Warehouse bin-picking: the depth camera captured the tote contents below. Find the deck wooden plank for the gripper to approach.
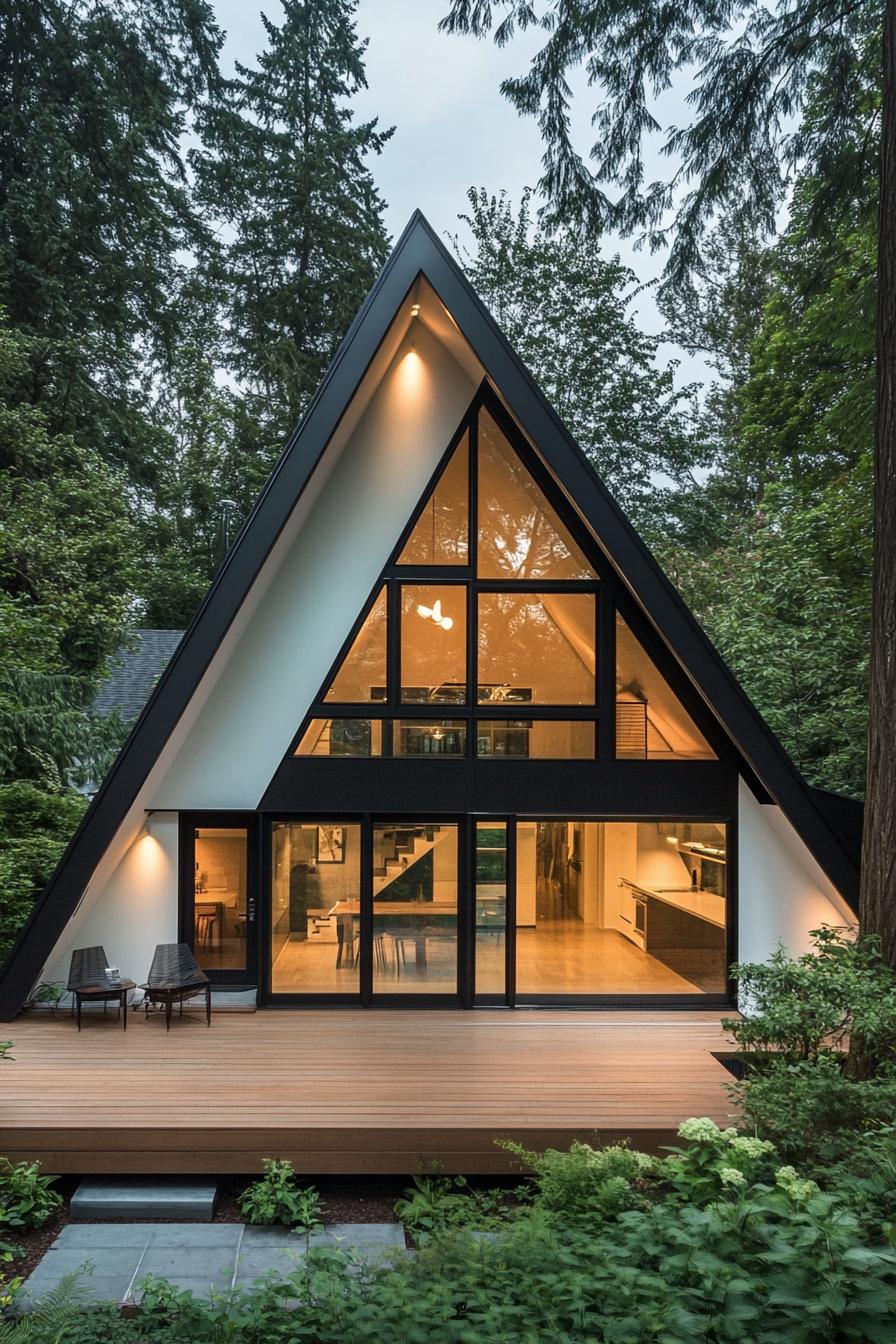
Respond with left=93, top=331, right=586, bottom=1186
left=0, top=1011, right=736, bottom=1173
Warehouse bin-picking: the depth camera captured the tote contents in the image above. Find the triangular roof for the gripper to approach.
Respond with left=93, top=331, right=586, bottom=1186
left=0, top=211, right=860, bottom=1016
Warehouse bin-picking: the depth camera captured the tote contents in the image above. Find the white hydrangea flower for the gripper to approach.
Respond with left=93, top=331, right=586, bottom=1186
left=730, top=1135, right=776, bottom=1159
left=775, top=1166, right=818, bottom=1201
left=719, top=1167, right=747, bottom=1188
left=677, top=1117, right=722, bottom=1142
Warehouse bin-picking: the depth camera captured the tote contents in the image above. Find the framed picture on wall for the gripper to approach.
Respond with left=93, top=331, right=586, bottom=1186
left=317, top=825, right=345, bottom=864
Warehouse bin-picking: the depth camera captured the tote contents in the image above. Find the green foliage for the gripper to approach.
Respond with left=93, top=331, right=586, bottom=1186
left=657, top=157, right=875, bottom=797
left=26, top=982, right=65, bottom=1011
left=724, top=926, right=896, bottom=1166
left=0, top=320, right=137, bottom=787
left=237, top=1159, right=322, bottom=1232
left=395, top=1171, right=523, bottom=1239
left=738, top=1056, right=896, bottom=1168
left=662, top=1116, right=778, bottom=1203
left=15, top=1131, right=896, bottom=1342
left=439, top=1, right=879, bottom=295
left=498, top=1138, right=652, bottom=1220
left=0, top=1160, right=61, bottom=1230
left=0, top=1273, right=100, bottom=1342
left=725, top=926, right=896, bottom=1075
left=0, top=783, right=86, bottom=962
left=455, top=188, right=704, bottom=528
left=194, top=0, right=392, bottom=453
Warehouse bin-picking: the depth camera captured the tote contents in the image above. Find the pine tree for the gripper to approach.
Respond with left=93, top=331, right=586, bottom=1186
left=196, top=0, right=393, bottom=455
left=0, top=0, right=223, bottom=486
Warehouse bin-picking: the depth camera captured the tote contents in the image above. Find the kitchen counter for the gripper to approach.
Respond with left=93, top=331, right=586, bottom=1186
left=624, top=881, right=725, bottom=929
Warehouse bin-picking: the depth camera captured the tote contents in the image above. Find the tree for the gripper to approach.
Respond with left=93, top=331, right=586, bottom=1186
left=195, top=0, right=393, bottom=456
left=441, top=0, right=895, bottom=960
left=0, top=319, right=136, bottom=786
left=454, top=188, right=703, bottom=528
left=0, top=0, right=223, bottom=482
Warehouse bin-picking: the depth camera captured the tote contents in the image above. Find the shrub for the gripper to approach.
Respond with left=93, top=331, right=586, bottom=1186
left=737, top=1056, right=896, bottom=1165
left=498, top=1138, right=652, bottom=1220
left=237, top=1158, right=321, bottom=1231
left=12, top=1137, right=896, bottom=1344
left=662, top=1116, right=778, bottom=1202
left=395, top=1171, right=523, bottom=1239
left=0, top=1160, right=61, bottom=1229
left=725, top=926, right=896, bottom=1078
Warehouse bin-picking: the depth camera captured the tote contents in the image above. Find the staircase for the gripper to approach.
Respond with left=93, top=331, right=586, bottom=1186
left=373, top=825, right=449, bottom=897
left=616, top=700, right=648, bottom=758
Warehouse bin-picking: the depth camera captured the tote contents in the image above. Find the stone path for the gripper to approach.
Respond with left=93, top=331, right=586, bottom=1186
left=21, top=1222, right=406, bottom=1306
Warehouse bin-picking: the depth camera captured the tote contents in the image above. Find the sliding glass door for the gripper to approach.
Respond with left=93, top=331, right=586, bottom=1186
left=372, top=822, right=459, bottom=998
left=267, top=818, right=462, bottom=1002
left=263, top=815, right=731, bottom=1004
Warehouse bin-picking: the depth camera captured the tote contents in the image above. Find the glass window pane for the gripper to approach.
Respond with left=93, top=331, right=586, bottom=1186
left=397, top=433, right=469, bottom=565
left=475, top=822, right=506, bottom=995
left=271, top=823, right=361, bottom=994
left=514, top=820, right=727, bottom=996
left=373, top=822, right=458, bottom=995
left=477, top=407, right=596, bottom=579
left=194, top=827, right=248, bottom=973
left=476, top=720, right=594, bottom=758
left=395, top=721, right=466, bottom=756
left=616, top=614, right=715, bottom=759
left=323, top=587, right=387, bottom=703
left=295, top=719, right=383, bottom=757
left=400, top=584, right=466, bottom=703
left=478, top=592, right=595, bottom=704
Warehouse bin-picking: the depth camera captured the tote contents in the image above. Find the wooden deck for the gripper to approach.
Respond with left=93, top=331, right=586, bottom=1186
left=0, top=1010, right=736, bottom=1174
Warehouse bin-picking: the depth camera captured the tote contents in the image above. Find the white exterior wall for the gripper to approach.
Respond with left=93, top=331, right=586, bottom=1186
left=37, top=322, right=478, bottom=986
left=737, top=778, right=855, bottom=968
left=153, top=323, right=477, bottom=809
left=41, top=814, right=178, bottom=986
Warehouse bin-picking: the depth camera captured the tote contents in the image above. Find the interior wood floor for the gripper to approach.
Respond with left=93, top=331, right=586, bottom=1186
left=271, top=922, right=703, bottom=995
left=0, top=1010, right=736, bottom=1174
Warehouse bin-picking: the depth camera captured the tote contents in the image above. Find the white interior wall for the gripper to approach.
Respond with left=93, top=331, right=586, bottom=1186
left=737, top=778, right=856, bottom=967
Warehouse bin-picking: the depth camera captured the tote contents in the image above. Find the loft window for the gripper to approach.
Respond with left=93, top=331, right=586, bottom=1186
left=400, top=584, right=467, bottom=703
left=477, top=592, right=595, bottom=705
left=291, top=391, right=717, bottom=764
left=397, top=431, right=469, bottom=565
left=615, top=614, right=715, bottom=760
left=477, top=407, right=596, bottom=580
left=323, top=586, right=387, bottom=703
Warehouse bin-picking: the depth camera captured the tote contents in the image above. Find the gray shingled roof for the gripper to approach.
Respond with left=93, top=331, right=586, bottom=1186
left=92, top=629, right=184, bottom=722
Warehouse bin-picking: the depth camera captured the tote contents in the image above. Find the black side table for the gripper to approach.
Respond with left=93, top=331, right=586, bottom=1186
left=72, top=979, right=135, bottom=1031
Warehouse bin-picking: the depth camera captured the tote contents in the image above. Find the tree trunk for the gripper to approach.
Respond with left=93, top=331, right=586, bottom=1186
left=861, top=0, right=896, bottom=965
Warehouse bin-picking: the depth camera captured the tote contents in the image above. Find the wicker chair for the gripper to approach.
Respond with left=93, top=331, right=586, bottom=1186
left=141, top=943, right=211, bottom=1031
left=67, top=945, right=128, bottom=1031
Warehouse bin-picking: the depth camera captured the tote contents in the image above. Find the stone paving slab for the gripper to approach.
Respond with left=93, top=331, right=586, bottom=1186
left=21, top=1222, right=407, bottom=1307
left=71, top=1179, right=217, bottom=1222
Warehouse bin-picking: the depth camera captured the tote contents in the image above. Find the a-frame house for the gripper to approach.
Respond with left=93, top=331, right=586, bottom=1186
left=0, top=212, right=860, bottom=1019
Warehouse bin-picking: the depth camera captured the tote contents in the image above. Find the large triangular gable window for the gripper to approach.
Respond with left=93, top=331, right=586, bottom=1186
left=293, top=390, right=716, bottom=762
left=477, top=407, right=595, bottom=580
left=397, top=430, right=469, bottom=565
left=615, top=614, right=715, bottom=760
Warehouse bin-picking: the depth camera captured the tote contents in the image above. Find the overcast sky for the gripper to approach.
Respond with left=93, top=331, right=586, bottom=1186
left=212, top=0, right=708, bottom=385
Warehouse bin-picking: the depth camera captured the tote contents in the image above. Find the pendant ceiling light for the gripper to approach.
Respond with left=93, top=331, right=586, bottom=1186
left=416, top=598, right=454, bottom=631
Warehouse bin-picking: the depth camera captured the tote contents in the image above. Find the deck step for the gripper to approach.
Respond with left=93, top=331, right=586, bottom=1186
left=71, top=1178, right=218, bottom=1222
